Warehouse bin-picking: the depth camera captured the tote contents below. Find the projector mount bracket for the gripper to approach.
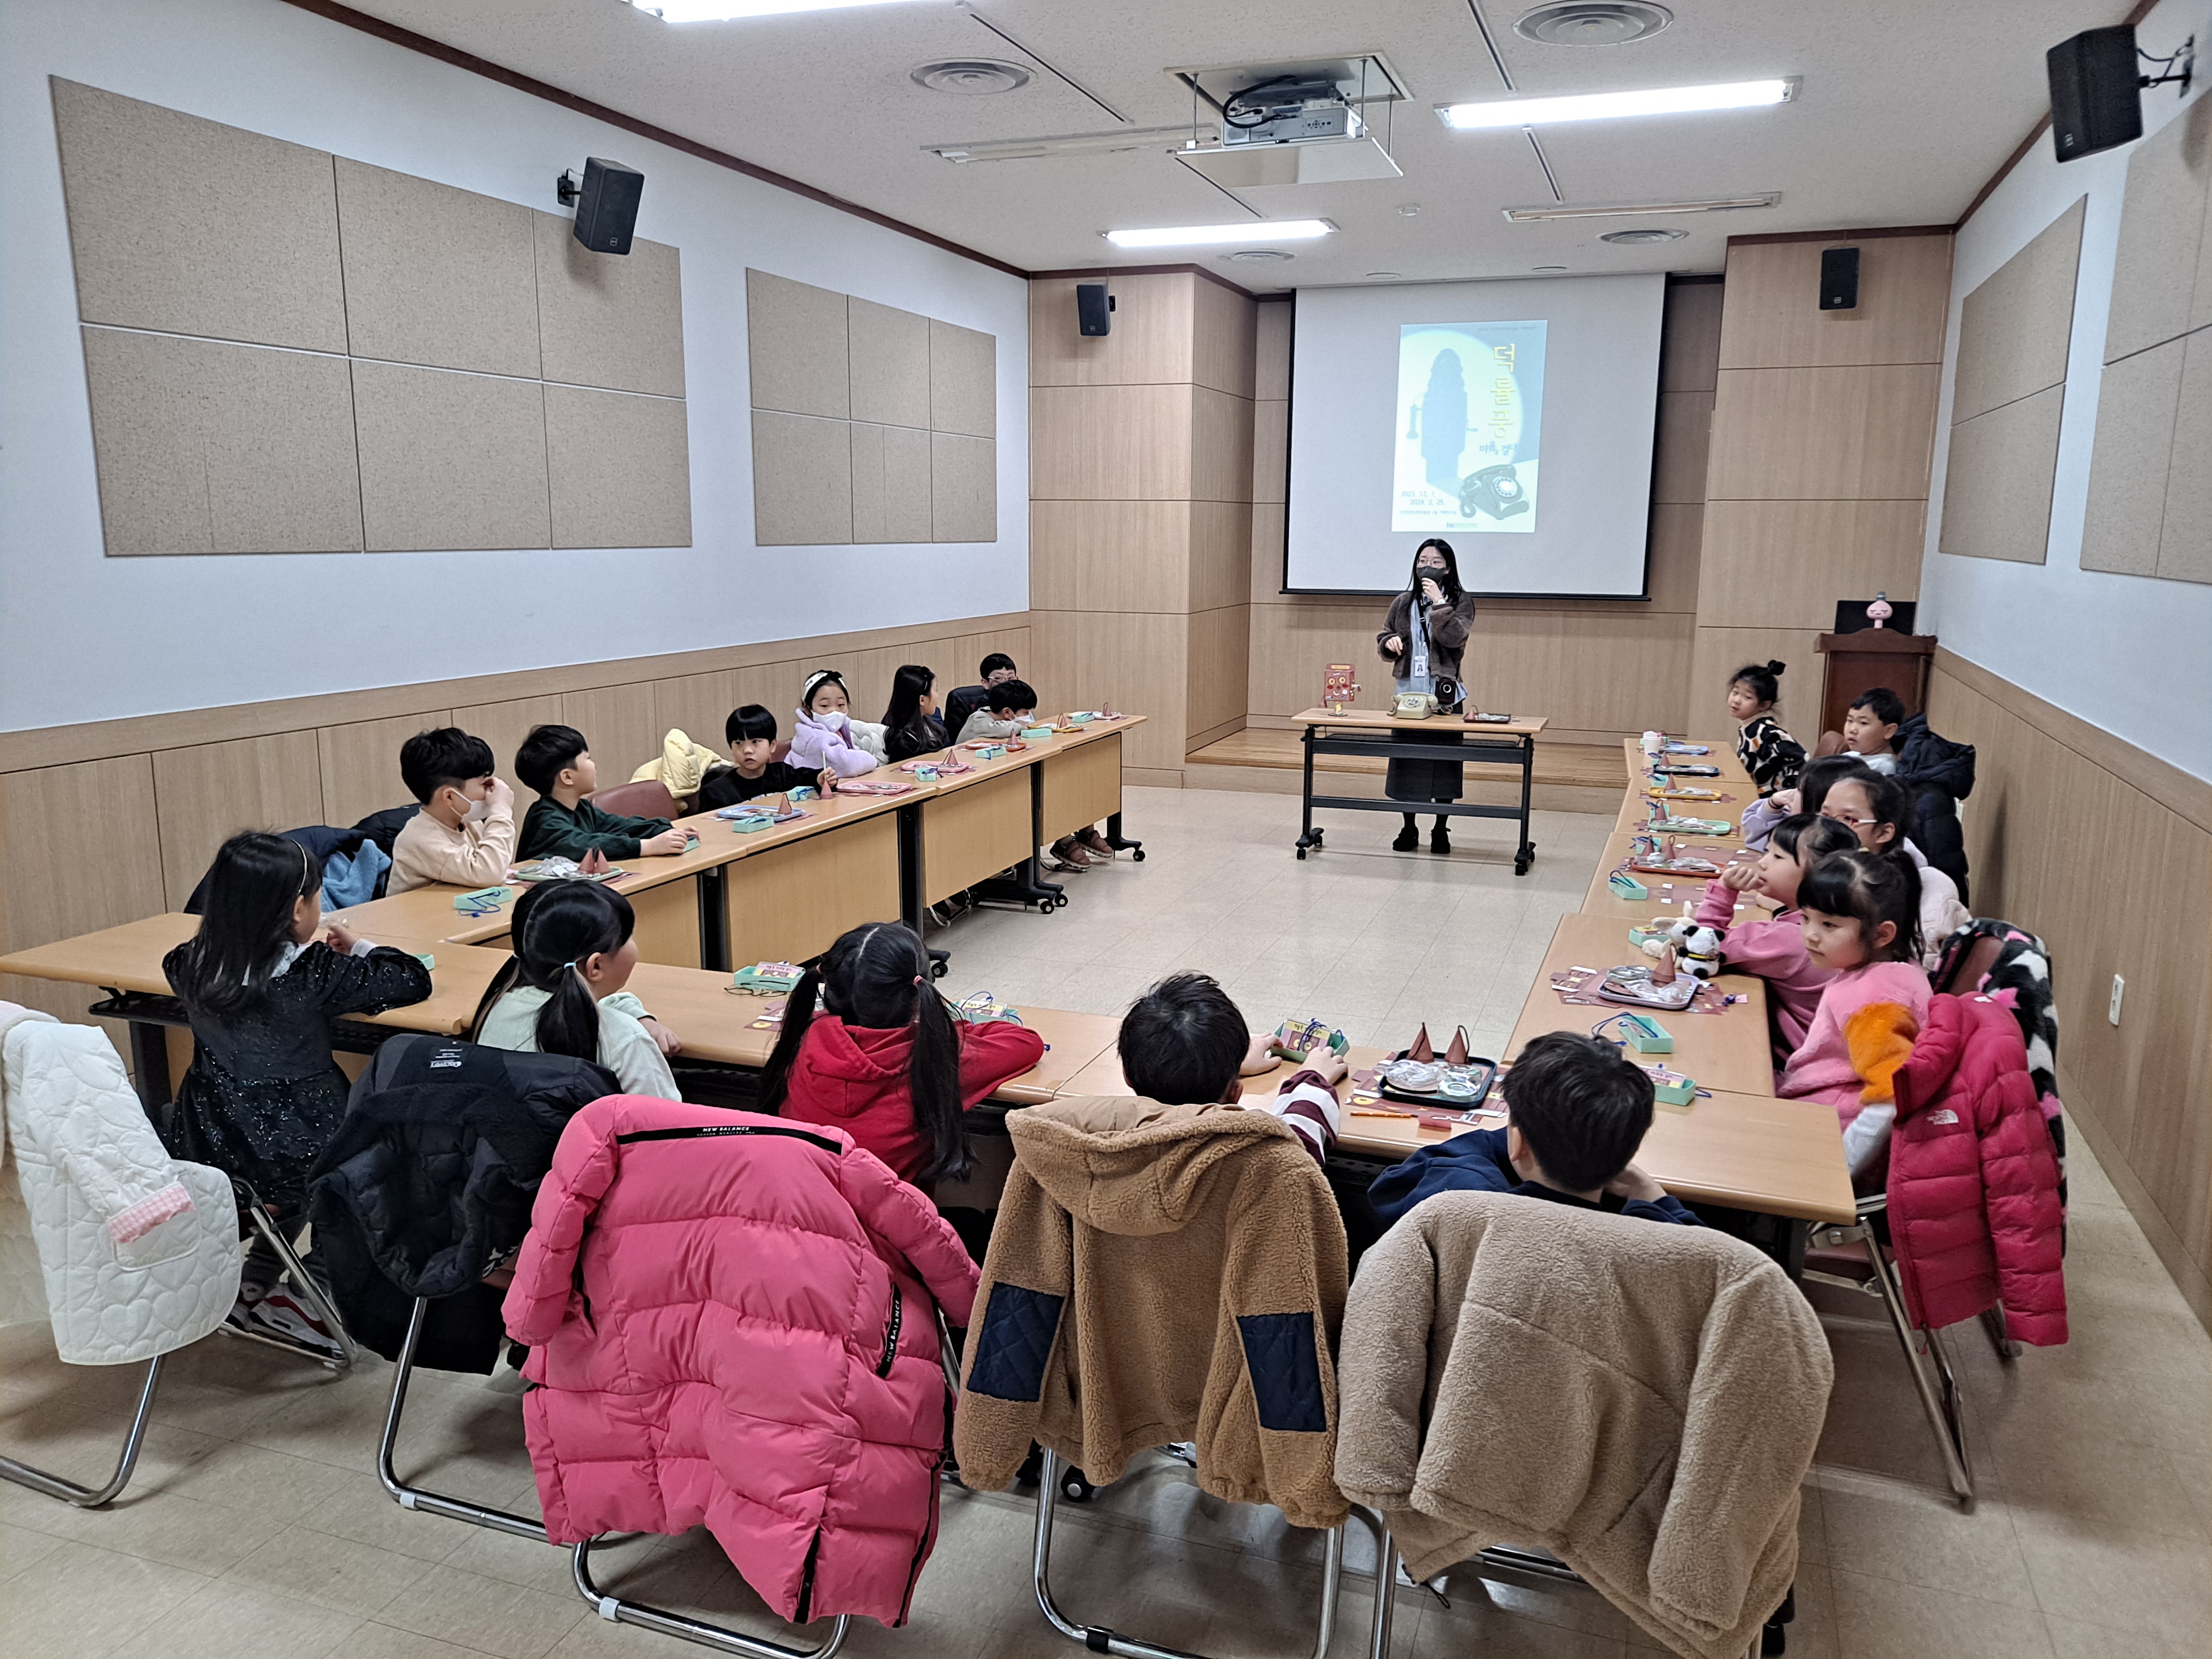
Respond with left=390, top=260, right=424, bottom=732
left=2138, top=35, right=2194, bottom=97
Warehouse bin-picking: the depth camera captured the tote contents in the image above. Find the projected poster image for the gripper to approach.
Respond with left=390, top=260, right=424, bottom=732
left=1392, top=320, right=1546, bottom=534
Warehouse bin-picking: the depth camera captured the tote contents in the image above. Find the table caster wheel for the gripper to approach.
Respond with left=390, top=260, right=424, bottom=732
left=1131, top=848, right=1146, bottom=862
left=930, top=959, right=949, bottom=980
left=1296, top=847, right=1308, bottom=860
left=1059, top=1466, right=1096, bottom=1503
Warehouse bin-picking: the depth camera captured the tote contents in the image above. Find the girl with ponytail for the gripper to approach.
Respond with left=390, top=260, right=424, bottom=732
left=1726, top=659, right=1808, bottom=796
left=760, top=923, right=1044, bottom=1187
left=474, top=881, right=681, bottom=1100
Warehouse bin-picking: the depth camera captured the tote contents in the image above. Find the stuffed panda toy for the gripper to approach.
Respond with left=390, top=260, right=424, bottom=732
left=1642, top=916, right=1724, bottom=980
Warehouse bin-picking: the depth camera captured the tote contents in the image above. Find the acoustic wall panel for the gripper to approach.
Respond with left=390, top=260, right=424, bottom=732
left=1938, top=383, right=2065, bottom=564
left=2157, top=331, right=2212, bottom=583
left=335, top=159, right=540, bottom=378
left=851, top=422, right=932, bottom=544
left=81, top=327, right=363, bottom=555
left=51, top=79, right=347, bottom=353
left=353, top=362, right=550, bottom=551
left=535, top=217, right=686, bottom=398
left=747, top=270, right=849, bottom=418
left=2104, top=95, right=2212, bottom=365
left=545, top=385, right=693, bottom=550
left=752, top=409, right=853, bottom=545
left=931, top=432, right=997, bottom=543
left=930, top=319, right=997, bottom=438
left=2081, top=336, right=2184, bottom=578
left=1954, top=198, right=2084, bottom=423
left=848, top=298, right=931, bottom=429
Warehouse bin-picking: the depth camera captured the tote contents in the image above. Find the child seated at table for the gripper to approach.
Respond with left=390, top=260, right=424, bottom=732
left=514, top=724, right=693, bottom=862
left=942, top=652, right=1018, bottom=748
left=788, top=670, right=882, bottom=778
left=1693, top=814, right=1861, bottom=1062
left=473, top=880, right=682, bottom=1099
left=389, top=727, right=515, bottom=894
left=881, top=664, right=950, bottom=764
left=1725, top=660, right=1807, bottom=797
left=1738, top=753, right=1869, bottom=851
left=1819, top=770, right=1971, bottom=968
left=1367, top=1031, right=1699, bottom=1228
left=697, top=705, right=833, bottom=811
left=1112, top=972, right=1347, bottom=1165
left=1835, top=687, right=1905, bottom=774
left=761, top=922, right=1044, bottom=1189
left=952, top=677, right=1037, bottom=744
left=1777, top=849, right=1929, bottom=1177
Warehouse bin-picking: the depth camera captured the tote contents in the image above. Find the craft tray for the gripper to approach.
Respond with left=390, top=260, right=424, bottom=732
left=1374, top=1051, right=1496, bottom=1109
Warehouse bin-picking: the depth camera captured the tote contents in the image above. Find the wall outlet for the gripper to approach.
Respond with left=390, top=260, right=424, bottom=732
left=2109, top=974, right=2125, bottom=1027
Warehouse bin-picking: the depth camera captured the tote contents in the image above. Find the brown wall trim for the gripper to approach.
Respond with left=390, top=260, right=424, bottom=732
left=1933, top=646, right=2212, bottom=833
left=0, top=611, right=1031, bottom=773
left=274, top=0, right=1027, bottom=280
left=1725, top=223, right=1956, bottom=248
left=1027, top=262, right=1262, bottom=300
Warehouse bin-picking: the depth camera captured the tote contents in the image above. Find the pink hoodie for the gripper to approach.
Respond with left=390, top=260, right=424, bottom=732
left=1693, top=883, right=1836, bottom=1060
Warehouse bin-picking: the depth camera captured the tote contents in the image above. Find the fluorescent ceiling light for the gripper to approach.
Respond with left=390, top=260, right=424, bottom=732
left=628, top=0, right=920, bottom=20
left=1104, top=220, right=1334, bottom=248
left=1437, top=77, right=1795, bottom=129
left=1503, top=194, right=1780, bottom=221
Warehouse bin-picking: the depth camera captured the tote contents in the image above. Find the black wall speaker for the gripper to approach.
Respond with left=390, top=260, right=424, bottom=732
left=567, top=157, right=645, bottom=254
left=1819, top=247, right=1860, bottom=311
left=1076, top=282, right=1115, bottom=337
left=2048, top=25, right=2142, bottom=161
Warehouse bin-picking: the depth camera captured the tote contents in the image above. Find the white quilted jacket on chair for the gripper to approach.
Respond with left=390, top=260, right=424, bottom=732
left=1, top=1014, right=239, bottom=1364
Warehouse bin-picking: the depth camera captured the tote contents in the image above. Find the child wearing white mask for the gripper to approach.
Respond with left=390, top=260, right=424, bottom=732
left=388, top=726, right=517, bottom=892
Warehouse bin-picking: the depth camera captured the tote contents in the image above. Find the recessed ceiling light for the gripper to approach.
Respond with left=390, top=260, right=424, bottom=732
left=1437, top=78, right=1796, bottom=130
left=1514, top=2, right=1673, bottom=46
left=1599, top=227, right=1688, bottom=243
left=911, top=60, right=1032, bottom=95
left=1224, top=249, right=1295, bottom=262
left=1103, top=220, right=1334, bottom=249
left=1397, top=204, right=1422, bottom=217
left=1533, top=265, right=1569, bottom=271
left=628, top=0, right=917, bottom=18
left=1503, top=194, right=1780, bottom=221
left=1366, top=271, right=1403, bottom=279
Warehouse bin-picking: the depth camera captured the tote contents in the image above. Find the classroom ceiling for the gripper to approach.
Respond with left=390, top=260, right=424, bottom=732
left=338, top=0, right=2117, bottom=287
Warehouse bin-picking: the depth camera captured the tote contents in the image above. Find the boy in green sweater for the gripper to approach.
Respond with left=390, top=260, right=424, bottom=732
left=514, top=724, right=693, bottom=862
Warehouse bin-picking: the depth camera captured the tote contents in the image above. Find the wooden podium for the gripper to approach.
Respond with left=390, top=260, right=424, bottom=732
left=1815, top=630, right=1936, bottom=737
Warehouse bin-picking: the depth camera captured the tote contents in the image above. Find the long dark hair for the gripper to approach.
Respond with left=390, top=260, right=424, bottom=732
left=171, top=831, right=322, bottom=1018
left=1797, top=754, right=1878, bottom=816
left=1801, top=847, right=1922, bottom=964
left=881, top=664, right=937, bottom=740
left=1410, top=538, right=1463, bottom=603
left=759, top=922, right=968, bottom=1184
left=471, top=881, right=635, bottom=1063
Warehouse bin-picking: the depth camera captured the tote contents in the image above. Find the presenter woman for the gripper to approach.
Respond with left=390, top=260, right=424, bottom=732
left=1376, top=539, right=1477, bottom=853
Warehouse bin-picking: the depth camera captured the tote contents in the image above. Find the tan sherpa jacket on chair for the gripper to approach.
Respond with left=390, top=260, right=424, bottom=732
left=1334, top=1193, right=1831, bottom=1659
left=952, top=1095, right=1350, bottom=1530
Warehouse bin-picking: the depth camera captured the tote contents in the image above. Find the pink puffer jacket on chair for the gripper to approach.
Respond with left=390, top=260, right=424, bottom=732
left=502, top=1097, right=980, bottom=1626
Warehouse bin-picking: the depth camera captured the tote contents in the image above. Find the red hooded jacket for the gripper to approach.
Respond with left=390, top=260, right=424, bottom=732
left=780, top=1017, right=1046, bottom=1185
left=1886, top=993, right=2067, bottom=1345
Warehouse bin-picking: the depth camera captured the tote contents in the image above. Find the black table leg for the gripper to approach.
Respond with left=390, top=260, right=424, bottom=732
left=698, top=865, right=729, bottom=973
left=126, top=1019, right=171, bottom=1119
left=1295, top=723, right=1323, bottom=858
left=896, top=802, right=925, bottom=934
left=1103, top=811, right=1144, bottom=860
left=1514, top=734, right=1537, bottom=875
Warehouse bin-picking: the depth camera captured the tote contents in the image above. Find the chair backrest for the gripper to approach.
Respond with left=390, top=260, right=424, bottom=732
left=588, top=779, right=680, bottom=822
left=770, top=739, right=793, bottom=765
left=1812, top=728, right=1846, bottom=759
left=1934, top=931, right=2006, bottom=997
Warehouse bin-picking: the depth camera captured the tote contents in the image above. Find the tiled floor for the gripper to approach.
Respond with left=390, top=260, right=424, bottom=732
left=3, top=787, right=2207, bottom=1659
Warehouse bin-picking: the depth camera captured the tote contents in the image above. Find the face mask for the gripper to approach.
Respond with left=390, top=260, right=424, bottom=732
left=452, top=790, right=490, bottom=823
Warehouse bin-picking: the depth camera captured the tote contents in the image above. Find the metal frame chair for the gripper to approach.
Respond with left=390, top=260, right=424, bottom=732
left=0, top=1354, right=165, bottom=1508
left=377, top=1293, right=546, bottom=1538
left=221, top=1181, right=359, bottom=1371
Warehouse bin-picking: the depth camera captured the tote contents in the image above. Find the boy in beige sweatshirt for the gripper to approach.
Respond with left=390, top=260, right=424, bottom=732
left=388, top=727, right=516, bottom=893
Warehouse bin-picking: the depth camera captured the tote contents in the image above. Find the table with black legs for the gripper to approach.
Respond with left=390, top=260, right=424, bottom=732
left=1288, top=708, right=1549, bottom=874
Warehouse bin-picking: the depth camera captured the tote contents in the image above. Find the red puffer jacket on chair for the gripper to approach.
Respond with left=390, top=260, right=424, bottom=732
left=502, top=1097, right=980, bottom=1626
left=1886, top=994, right=2067, bottom=1345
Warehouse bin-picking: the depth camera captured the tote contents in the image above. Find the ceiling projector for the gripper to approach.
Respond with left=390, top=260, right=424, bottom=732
left=1220, top=79, right=1365, bottom=147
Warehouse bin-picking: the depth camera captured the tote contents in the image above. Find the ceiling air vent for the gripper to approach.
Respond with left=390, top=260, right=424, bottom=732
left=1514, top=3, right=1674, bottom=46
left=910, top=60, right=1032, bottom=95
left=1224, top=249, right=1295, bottom=262
left=1600, top=227, right=1689, bottom=243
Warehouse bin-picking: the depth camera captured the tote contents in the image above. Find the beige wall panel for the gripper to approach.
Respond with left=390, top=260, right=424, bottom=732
left=51, top=80, right=346, bottom=352
left=562, top=682, right=659, bottom=785
left=1028, top=274, right=1194, bottom=386
left=849, top=422, right=933, bottom=545
left=1937, top=382, right=2064, bottom=564
left=546, top=385, right=691, bottom=550
left=1697, top=499, right=1925, bottom=629
left=1244, top=600, right=1375, bottom=717
left=1689, top=627, right=1825, bottom=738
left=1653, top=390, right=1714, bottom=505
left=1080, top=611, right=1188, bottom=772
left=653, top=671, right=737, bottom=754
left=747, top=269, right=849, bottom=418
left=2158, top=330, right=2212, bottom=583
left=1659, top=280, right=1725, bottom=393
left=536, top=219, right=685, bottom=398
left=152, top=731, right=328, bottom=906
left=334, top=158, right=539, bottom=378
left=1250, top=502, right=1287, bottom=602
left=1189, top=500, right=1253, bottom=614
left=1031, top=499, right=1188, bottom=614
left=1191, top=387, right=1255, bottom=505
left=1255, top=300, right=1293, bottom=400
left=1192, top=278, right=1258, bottom=399
left=1186, top=604, right=1250, bottom=743
left=318, top=711, right=448, bottom=829
left=729, top=661, right=800, bottom=723
left=1030, top=384, right=1193, bottom=500
left=1717, top=234, right=1953, bottom=368
left=1953, top=197, right=2085, bottom=424
left=847, top=297, right=931, bottom=430
left=2, top=756, right=166, bottom=953
left=1645, top=502, right=1704, bottom=615
left=1251, top=399, right=1289, bottom=505
left=2080, top=335, right=2184, bottom=577
left=930, top=432, right=997, bottom=543
left=1028, top=501, right=1079, bottom=611
left=453, top=696, right=566, bottom=782
left=1706, top=364, right=1942, bottom=500
left=353, top=362, right=551, bottom=552
left=2104, top=94, right=2212, bottom=363
left=81, top=327, right=363, bottom=556
left=928, top=319, right=997, bottom=439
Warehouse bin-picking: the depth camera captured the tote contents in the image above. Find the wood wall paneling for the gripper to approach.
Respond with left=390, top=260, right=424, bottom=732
left=1188, top=500, right=1253, bottom=614
left=453, top=695, right=568, bottom=784
left=2102, top=94, right=2212, bottom=365
left=1706, top=364, right=1943, bottom=500
left=745, top=269, right=851, bottom=418
left=1936, top=382, right=2065, bottom=564
left=651, top=671, right=738, bottom=754
left=1659, top=280, right=1724, bottom=392
left=1248, top=502, right=1286, bottom=602
left=353, top=363, right=551, bottom=551
left=533, top=221, right=685, bottom=399
left=1190, top=385, right=1256, bottom=505
left=1717, top=236, right=1953, bottom=368
left=1029, top=383, right=1194, bottom=501
left=1644, top=502, right=1706, bottom=614
left=1697, top=499, right=1926, bottom=629
left=1027, top=274, right=1196, bottom=388
left=562, top=681, right=664, bottom=787
left=1030, top=499, right=1188, bottom=614
left=1191, top=276, right=1258, bottom=399
left=1689, top=626, right=1827, bottom=739
left=1186, top=604, right=1251, bottom=743
left=151, top=730, right=330, bottom=907
left=1254, top=299, right=1292, bottom=400
left=1652, top=390, right=1716, bottom=505
left=317, top=711, right=450, bottom=830
left=1250, top=398, right=1288, bottom=506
